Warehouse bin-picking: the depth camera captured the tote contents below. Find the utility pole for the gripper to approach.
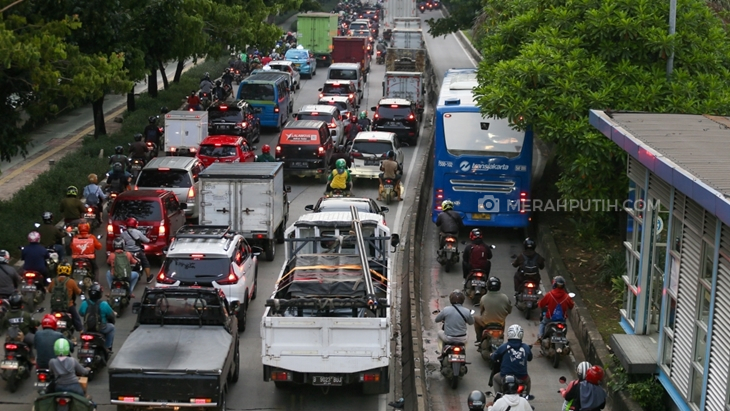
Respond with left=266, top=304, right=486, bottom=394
left=667, top=0, right=677, bottom=80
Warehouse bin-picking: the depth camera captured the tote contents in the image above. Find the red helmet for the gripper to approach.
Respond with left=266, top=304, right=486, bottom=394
left=126, top=217, right=139, bottom=228
left=585, top=366, right=605, bottom=385
left=350, top=115, right=357, bottom=123
left=262, top=144, right=271, bottom=154
left=41, top=314, right=58, bottom=330
left=77, top=222, right=90, bottom=235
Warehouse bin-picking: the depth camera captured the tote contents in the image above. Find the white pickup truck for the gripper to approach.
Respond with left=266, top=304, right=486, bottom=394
left=260, top=210, right=399, bottom=394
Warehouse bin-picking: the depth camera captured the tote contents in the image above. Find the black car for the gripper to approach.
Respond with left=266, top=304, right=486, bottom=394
left=304, top=197, right=389, bottom=216
left=371, top=98, right=421, bottom=144
left=207, top=100, right=261, bottom=143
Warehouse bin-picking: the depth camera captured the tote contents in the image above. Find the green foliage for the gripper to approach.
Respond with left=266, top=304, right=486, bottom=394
left=606, top=355, right=666, bottom=411
left=0, top=58, right=227, bottom=258
left=473, top=0, right=730, bottom=225
left=611, top=276, right=625, bottom=306
left=598, top=249, right=626, bottom=284
left=426, top=0, right=483, bottom=37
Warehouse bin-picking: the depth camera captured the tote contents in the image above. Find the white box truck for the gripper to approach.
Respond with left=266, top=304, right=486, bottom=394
left=385, top=0, right=417, bottom=27
left=383, top=71, right=425, bottom=113
left=198, top=162, right=290, bottom=261
left=393, top=17, right=421, bottom=29
left=261, top=209, right=400, bottom=395
left=163, top=110, right=209, bottom=156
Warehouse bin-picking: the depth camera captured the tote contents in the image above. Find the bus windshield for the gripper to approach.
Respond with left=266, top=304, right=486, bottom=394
left=239, top=84, right=275, bottom=101
left=442, top=112, right=525, bottom=158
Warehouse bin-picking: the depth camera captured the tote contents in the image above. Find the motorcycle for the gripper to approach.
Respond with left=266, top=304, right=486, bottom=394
left=325, top=188, right=352, bottom=198
left=233, top=69, right=243, bottom=83
left=539, top=292, right=575, bottom=368
left=78, top=331, right=108, bottom=381
left=199, top=91, right=211, bottom=109
left=479, top=323, right=504, bottom=365
left=2, top=309, right=44, bottom=392
left=35, top=366, right=52, bottom=393
left=34, top=390, right=96, bottom=411
left=379, top=178, right=401, bottom=205
left=130, top=157, right=145, bottom=182
left=71, top=259, right=95, bottom=296
left=418, top=2, right=426, bottom=13
left=146, top=141, right=159, bottom=159
left=440, top=343, right=468, bottom=389
left=437, top=234, right=460, bottom=272
left=83, top=204, right=101, bottom=230
left=464, top=269, right=487, bottom=305
left=515, top=275, right=541, bottom=319
left=20, top=270, right=45, bottom=312
left=376, top=50, right=384, bottom=64
left=108, top=258, right=137, bottom=316
left=51, top=310, right=75, bottom=340
left=45, top=247, right=60, bottom=277
left=481, top=378, right=534, bottom=409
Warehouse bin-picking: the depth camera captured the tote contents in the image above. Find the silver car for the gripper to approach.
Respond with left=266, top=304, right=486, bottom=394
left=134, top=157, right=204, bottom=219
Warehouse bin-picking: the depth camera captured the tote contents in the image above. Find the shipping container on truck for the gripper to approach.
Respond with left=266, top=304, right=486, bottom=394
left=296, top=13, right=339, bottom=67
left=384, top=0, right=418, bottom=27
left=383, top=71, right=425, bottom=115
left=163, top=111, right=209, bottom=156
left=331, top=36, right=371, bottom=76
left=393, top=17, right=421, bottom=29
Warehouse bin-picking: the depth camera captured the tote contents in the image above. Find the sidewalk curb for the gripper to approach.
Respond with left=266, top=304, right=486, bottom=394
left=439, top=5, right=483, bottom=63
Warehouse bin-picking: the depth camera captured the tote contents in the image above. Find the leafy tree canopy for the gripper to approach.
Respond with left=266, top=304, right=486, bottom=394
left=425, top=0, right=481, bottom=37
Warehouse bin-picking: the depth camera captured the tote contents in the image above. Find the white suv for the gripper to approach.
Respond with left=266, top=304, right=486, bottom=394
left=347, top=131, right=404, bottom=179
left=293, top=105, right=344, bottom=145
left=156, top=226, right=258, bottom=332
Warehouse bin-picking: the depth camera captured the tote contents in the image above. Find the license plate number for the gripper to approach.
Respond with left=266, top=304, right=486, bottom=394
left=73, top=269, right=87, bottom=275
left=448, top=354, right=466, bottom=362
left=472, top=213, right=491, bottom=220
left=471, top=280, right=486, bottom=287
left=364, top=159, right=380, bottom=166
left=79, top=349, right=95, bottom=356
left=383, top=184, right=394, bottom=189
left=132, top=164, right=142, bottom=170
left=21, top=284, right=36, bottom=292
left=34, top=382, right=49, bottom=388
left=83, top=213, right=96, bottom=219
left=111, top=288, right=127, bottom=296
left=312, top=375, right=343, bottom=386
left=551, top=336, right=567, bottom=343
left=522, top=293, right=539, bottom=301
left=290, top=161, right=308, bottom=168
left=1, top=361, right=18, bottom=370
left=56, top=321, right=67, bottom=328
left=386, top=122, right=400, bottom=127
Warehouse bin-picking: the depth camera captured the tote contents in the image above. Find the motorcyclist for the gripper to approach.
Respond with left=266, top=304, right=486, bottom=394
left=0, top=250, right=21, bottom=299
left=128, top=133, right=149, bottom=166
left=487, top=375, right=532, bottom=411
left=38, top=212, right=66, bottom=261
left=256, top=145, right=276, bottom=162
left=109, top=144, right=128, bottom=167
left=47, top=262, right=84, bottom=332
left=329, top=145, right=352, bottom=170
left=105, top=237, right=139, bottom=297
left=474, top=277, right=512, bottom=347
left=463, top=228, right=492, bottom=280
left=143, top=116, right=163, bottom=148
left=78, top=283, right=115, bottom=352
left=536, top=275, right=575, bottom=343
left=21, top=231, right=51, bottom=289
left=212, top=80, right=226, bottom=101
left=199, top=76, right=214, bottom=99
left=200, top=72, right=211, bottom=83
left=1, top=292, right=40, bottom=360
left=221, top=68, right=235, bottom=88
left=343, top=115, right=363, bottom=146
left=434, top=290, right=474, bottom=358
left=490, top=324, right=532, bottom=395
left=35, top=314, right=70, bottom=369
left=378, top=150, right=402, bottom=201
left=561, top=364, right=607, bottom=411
left=106, top=162, right=133, bottom=193
left=357, top=110, right=371, bottom=130
left=49, top=338, right=89, bottom=396
left=187, top=91, right=202, bottom=111
left=70, top=222, right=102, bottom=282
left=376, top=40, right=387, bottom=62
left=512, top=237, right=545, bottom=294
left=82, top=174, right=106, bottom=225
left=435, top=199, right=463, bottom=249
left=60, top=186, right=86, bottom=225
left=120, top=217, right=152, bottom=283
left=326, top=158, right=353, bottom=195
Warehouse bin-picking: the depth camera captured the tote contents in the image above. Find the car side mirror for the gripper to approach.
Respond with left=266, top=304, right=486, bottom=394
left=179, top=203, right=187, bottom=210
left=162, top=247, right=169, bottom=255
left=390, top=234, right=400, bottom=248
left=370, top=106, right=377, bottom=111
left=318, top=88, right=323, bottom=91
left=132, top=302, right=141, bottom=314
left=305, top=205, right=314, bottom=211
left=380, top=206, right=389, bottom=214
left=251, top=246, right=264, bottom=256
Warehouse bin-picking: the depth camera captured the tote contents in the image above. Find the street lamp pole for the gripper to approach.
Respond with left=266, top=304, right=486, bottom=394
left=667, top=0, right=677, bottom=80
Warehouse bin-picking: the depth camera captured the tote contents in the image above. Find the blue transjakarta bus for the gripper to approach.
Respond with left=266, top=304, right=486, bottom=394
left=431, top=68, right=534, bottom=228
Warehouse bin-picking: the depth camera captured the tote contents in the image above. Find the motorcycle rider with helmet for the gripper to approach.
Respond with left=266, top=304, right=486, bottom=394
left=47, top=262, right=84, bottom=332
left=561, top=363, right=607, bottom=411
left=109, top=145, right=129, bottom=170
left=38, top=212, right=66, bottom=260
left=78, top=283, right=115, bottom=352
left=490, top=324, right=533, bottom=395
left=120, top=217, right=152, bottom=283
left=106, top=162, right=133, bottom=193
left=21, top=231, right=51, bottom=291
left=512, top=237, right=545, bottom=294
left=536, top=275, right=575, bottom=343
left=357, top=111, right=371, bottom=131
left=143, top=116, right=163, bottom=150
left=221, top=69, right=235, bottom=88
left=0, top=250, right=21, bottom=299
left=199, top=76, right=214, bottom=100
left=129, top=133, right=149, bottom=166
left=435, top=199, right=463, bottom=249
left=462, top=228, right=493, bottom=280
left=434, top=290, right=474, bottom=358
left=487, top=374, right=533, bottom=411
left=82, top=174, right=106, bottom=225
left=60, top=186, right=86, bottom=225
left=70, top=222, right=102, bottom=282
left=211, top=80, right=226, bottom=102
left=187, top=91, right=202, bottom=111
left=0, top=292, right=40, bottom=360
left=474, top=277, right=512, bottom=347
left=329, top=144, right=352, bottom=170
left=326, top=158, right=353, bottom=195
left=378, top=150, right=402, bottom=201
left=343, top=115, right=363, bottom=147
left=35, top=314, right=71, bottom=370
left=256, top=145, right=276, bottom=162
left=105, top=237, right=139, bottom=297
left=49, top=338, right=89, bottom=396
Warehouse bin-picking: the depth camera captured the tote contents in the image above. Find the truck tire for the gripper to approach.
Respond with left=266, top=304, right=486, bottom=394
left=265, top=240, right=276, bottom=261
left=275, top=221, right=286, bottom=244
left=251, top=263, right=258, bottom=300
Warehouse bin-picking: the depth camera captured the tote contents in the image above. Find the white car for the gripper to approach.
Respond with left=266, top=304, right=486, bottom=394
left=266, top=61, right=301, bottom=90
left=156, top=226, right=259, bottom=331
left=292, top=105, right=345, bottom=146
left=318, top=95, right=358, bottom=123
left=347, top=131, right=404, bottom=179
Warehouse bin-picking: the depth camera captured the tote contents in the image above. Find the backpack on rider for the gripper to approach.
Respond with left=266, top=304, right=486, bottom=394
left=469, top=243, right=490, bottom=270
left=50, top=277, right=70, bottom=312
left=521, top=253, right=539, bottom=275
left=113, top=252, right=133, bottom=281
left=84, top=301, right=102, bottom=332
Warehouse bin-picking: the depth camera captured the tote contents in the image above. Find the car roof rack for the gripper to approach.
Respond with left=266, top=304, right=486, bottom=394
left=175, top=225, right=232, bottom=239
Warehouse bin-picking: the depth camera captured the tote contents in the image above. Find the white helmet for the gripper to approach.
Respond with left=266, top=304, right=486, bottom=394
left=0, top=250, right=9, bottom=263
left=577, top=361, right=592, bottom=380
left=507, top=324, right=524, bottom=340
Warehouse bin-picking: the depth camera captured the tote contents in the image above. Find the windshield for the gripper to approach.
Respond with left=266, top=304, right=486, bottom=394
left=351, top=141, right=392, bottom=155
left=322, top=100, right=348, bottom=112
left=208, top=109, right=242, bottom=122
left=322, top=84, right=351, bottom=95
left=377, top=106, right=412, bottom=119
left=162, top=257, right=230, bottom=282
left=296, top=113, right=335, bottom=123
left=137, top=169, right=192, bottom=188
left=111, top=200, right=162, bottom=221
left=199, top=145, right=238, bottom=157
left=239, top=84, right=275, bottom=101
left=268, top=64, right=291, bottom=73
left=442, top=112, right=525, bottom=157
left=285, top=50, right=309, bottom=60
left=329, top=69, right=358, bottom=81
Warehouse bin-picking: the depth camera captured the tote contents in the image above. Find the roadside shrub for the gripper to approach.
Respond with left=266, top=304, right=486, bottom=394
left=598, top=249, right=626, bottom=284
left=0, top=58, right=227, bottom=258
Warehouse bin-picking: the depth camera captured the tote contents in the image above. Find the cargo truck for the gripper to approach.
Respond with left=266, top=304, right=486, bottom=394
left=163, top=111, right=208, bottom=156
left=393, top=17, right=421, bottom=29
left=331, top=36, right=371, bottom=77
left=297, top=13, right=339, bottom=67
left=384, top=0, right=417, bottom=26
left=383, top=71, right=425, bottom=118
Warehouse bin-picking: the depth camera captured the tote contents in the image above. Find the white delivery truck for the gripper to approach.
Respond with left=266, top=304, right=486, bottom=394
left=385, top=0, right=417, bottom=27
left=383, top=71, right=425, bottom=115
left=261, top=209, right=400, bottom=395
left=390, top=28, right=424, bottom=49
left=163, top=110, right=208, bottom=156
left=198, top=162, right=290, bottom=261
left=393, top=17, right=421, bottom=29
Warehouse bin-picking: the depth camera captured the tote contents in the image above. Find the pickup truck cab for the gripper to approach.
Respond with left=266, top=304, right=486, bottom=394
left=109, top=287, right=239, bottom=411
left=285, top=46, right=317, bottom=78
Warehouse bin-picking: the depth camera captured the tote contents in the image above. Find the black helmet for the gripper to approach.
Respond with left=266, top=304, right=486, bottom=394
left=8, top=292, right=23, bottom=310
left=160, top=106, right=169, bottom=114
left=503, top=375, right=519, bottom=395
left=470, top=228, right=482, bottom=241
left=42, top=211, right=53, bottom=224
left=88, top=283, right=103, bottom=302
left=215, top=80, right=222, bottom=86
left=467, top=390, right=486, bottom=410
left=133, top=133, right=143, bottom=141
left=114, top=145, right=124, bottom=154
left=386, top=150, right=395, bottom=159
left=112, top=162, right=123, bottom=173
left=148, top=116, right=157, bottom=124
left=449, top=289, right=465, bottom=305
left=523, top=237, right=536, bottom=250
left=552, top=275, right=566, bottom=289
left=487, top=276, right=501, bottom=292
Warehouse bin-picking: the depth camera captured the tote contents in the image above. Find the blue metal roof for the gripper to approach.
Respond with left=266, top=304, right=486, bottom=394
left=590, top=110, right=730, bottom=226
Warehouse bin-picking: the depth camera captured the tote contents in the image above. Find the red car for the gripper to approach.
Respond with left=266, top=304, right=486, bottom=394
left=196, top=135, right=255, bottom=168
left=106, top=190, right=187, bottom=256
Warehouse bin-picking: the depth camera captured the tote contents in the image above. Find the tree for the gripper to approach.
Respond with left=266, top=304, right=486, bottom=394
left=425, top=0, right=482, bottom=37
left=472, top=0, right=730, bottom=233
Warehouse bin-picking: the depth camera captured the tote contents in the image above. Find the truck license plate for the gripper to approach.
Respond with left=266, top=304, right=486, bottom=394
left=448, top=354, right=466, bottom=362
left=1, top=361, right=19, bottom=370
left=471, top=280, right=486, bottom=288
left=312, top=375, right=343, bottom=386
left=364, top=159, right=380, bottom=166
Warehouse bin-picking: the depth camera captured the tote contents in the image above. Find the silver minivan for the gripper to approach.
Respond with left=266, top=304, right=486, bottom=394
left=134, top=157, right=205, bottom=219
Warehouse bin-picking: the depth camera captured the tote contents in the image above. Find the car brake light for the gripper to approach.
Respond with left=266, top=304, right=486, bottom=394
left=373, top=113, right=379, bottom=119
left=452, top=346, right=462, bottom=353
left=390, top=104, right=399, bottom=108
left=319, top=93, right=324, bottom=98
left=157, top=167, right=170, bottom=171
left=274, top=106, right=280, bottom=113
left=170, top=147, right=176, bottom=152
left=107, top=224, right=113, bottom=235
left=520, top=191, right=527, bottom=214
left=217, top=269, right=239, bottom=285
left=328, top=121, right=336, bottom=128
left=219, top=105, right=228, bottom=110
left=214, top=143, right=221, bottom=147
left=271, top=371, right=290, bottom=381
left=276, top=145, right=282, bottom=154
left=5, top=343, right=17, bottom=350
left=318, top=146, right=325, bottom=156
left=237, top=122, right=247, bottom=128
left=349, top=93, right=354, bottom=99
left=157, top=272, right=175, bottom=284
left=408, top=114, right=414, bottom=120
left=159, top=220, right=165, bottom=236
left=81, top=334, right=94, bottom=341
left=188, top=187, right=195, bottom=200
left=254, top=234, right=266, bottom=239
left=361, top=373, right=380, bottom=382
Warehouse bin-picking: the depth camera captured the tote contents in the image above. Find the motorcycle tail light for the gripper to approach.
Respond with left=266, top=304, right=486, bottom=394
left=557, top=323, right=565, bottom=329
left=56, top=398, right=70, bottom=406
left=25, top=272, right=36, bottom=278
left=4, top=343, right=17, bottom=350
left=474, top=272, right=483, bottom=277
left=445, top=237, right=456, bottom=243
left=452, top=346, right=462, bottom=354
left=526, top=283, right=535, bottom=288
left=81, top=334, right=94, bottom=341
left=489, top=330, right=503, bottom=338
left=38, top=372, right=48, bottom=382
left=54, top=312, right=62, bottom=318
